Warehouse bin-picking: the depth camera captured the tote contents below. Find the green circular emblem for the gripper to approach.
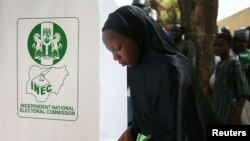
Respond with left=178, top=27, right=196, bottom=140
left=28, top=22, right=67, bottom=66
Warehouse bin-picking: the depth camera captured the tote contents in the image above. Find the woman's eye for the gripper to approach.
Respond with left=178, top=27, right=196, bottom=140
left=112, top=46, right=121, bottom=51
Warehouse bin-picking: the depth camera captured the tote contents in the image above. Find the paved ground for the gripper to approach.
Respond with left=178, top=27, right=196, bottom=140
left=242, top=100, right=250, bottom=124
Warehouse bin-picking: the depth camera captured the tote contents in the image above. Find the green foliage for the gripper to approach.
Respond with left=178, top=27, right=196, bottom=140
left=159, top=0, right=177, bottom=8
left=157, top=0, right=181, bottom=24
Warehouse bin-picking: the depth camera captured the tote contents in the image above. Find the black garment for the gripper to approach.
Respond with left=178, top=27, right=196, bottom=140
left=103, top=6, right=211, bottom=141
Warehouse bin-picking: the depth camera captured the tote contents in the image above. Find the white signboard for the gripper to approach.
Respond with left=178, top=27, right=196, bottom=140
left=17, top=17, right=79, bottom=121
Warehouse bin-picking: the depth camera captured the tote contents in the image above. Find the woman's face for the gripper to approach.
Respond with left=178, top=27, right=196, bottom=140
left=102, top=30, right=139, bottom=67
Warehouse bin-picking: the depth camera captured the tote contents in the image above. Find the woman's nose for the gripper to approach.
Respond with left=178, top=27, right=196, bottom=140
left=112, top=53, right=120, bottom=61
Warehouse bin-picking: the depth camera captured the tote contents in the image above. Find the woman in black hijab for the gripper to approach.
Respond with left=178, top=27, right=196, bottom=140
left=102, top=5, right=210, bottom=141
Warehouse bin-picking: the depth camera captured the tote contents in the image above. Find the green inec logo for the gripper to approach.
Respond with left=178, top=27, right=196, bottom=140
left=28, top=22, right=67, bottom=66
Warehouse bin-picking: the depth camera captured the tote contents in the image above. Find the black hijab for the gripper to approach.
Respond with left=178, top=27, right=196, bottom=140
left=102, top=5, right=178, bottom=59
left=102, top=6, right=210, bottom=141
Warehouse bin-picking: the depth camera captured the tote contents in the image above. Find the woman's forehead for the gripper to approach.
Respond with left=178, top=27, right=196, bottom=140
left=103, top=30, right=124, bottom=41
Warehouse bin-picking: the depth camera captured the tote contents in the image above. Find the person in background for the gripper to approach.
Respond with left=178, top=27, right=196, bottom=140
left=102, top=5, right=211, bottom=141
left=246, top=26, right=250, bottom=49
left=233, top=27, right=250, bottom=124
left=132, top=0, right=157, bottom=21
left=232, top=28, right=250, bottom=89
left=132, top=0, right=147, bottom=9
left=209, top=27, right=233, bottom=90
left=170, top=24, right=197, bottom=69
left=232, top=28, right=249, bottom=55
left=210, top=32, right=249, bottom=124
left=221, top=26, right=231, bottom=35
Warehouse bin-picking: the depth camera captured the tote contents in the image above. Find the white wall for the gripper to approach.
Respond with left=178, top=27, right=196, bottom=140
left=0, top=0, right=100, bottom=141
left=0, top=0, right=131, bottom=141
